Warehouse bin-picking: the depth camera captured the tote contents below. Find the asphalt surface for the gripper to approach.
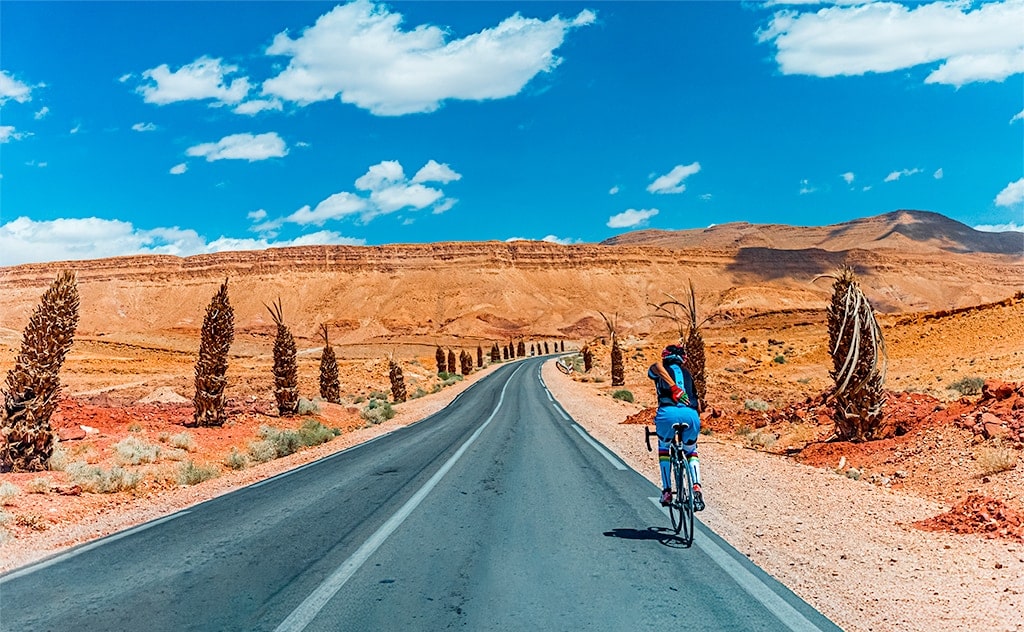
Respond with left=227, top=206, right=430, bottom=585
left=0, top=357, right=842, bottom=631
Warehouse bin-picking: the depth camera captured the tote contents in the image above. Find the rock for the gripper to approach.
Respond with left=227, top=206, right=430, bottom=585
left=81, top=425, right=99, bottom=435
left=983, top=380, right=1015, bottom=401
left=981, top=413, right=1009, bottom=439
left=137, top=387, right=189, bottom=404
left=58, top=425, right=87, bottom=441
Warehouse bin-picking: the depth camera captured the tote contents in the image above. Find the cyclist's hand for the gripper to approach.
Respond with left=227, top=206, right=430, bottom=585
left=670, top=384, right=688, bottom=404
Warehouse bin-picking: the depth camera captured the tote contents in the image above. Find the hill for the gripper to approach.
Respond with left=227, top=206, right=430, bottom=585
left=601, top=209, right=1024, bottom=255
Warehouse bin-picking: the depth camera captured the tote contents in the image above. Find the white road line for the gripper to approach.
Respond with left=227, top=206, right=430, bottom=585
left=572, top=424, right=627, bottom=470
left=649, top=498, right=827, bottom=632
left=273, top=365, right=524, bottom=632
left=1, top=511, right=191, bottom=582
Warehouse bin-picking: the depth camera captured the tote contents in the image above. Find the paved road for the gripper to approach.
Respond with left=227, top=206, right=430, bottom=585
left=0, top=357, right=841, bottom=631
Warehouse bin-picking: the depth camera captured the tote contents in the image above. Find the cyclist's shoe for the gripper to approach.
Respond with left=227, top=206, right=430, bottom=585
left=660, top=488, right=673, bottom=506
left=693, top=485, right=706, bottom=512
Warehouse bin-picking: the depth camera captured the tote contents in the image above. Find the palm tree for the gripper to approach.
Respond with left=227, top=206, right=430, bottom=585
left=193, top=279, right=234, bottom=427
left=318, top=324, right=341, bottom=404
left=600, top=312, right=625, bottom=387
left=389, top=354, right=407, bottom=403
left=649, top=281, right=710, bottom=404
left=435, top=345, right=446, bottom=375
left=1, top=271, right=79, bottom=471
left=822, top=266, right=888, bottom=441
left=266, top=298, right=298, bottom=416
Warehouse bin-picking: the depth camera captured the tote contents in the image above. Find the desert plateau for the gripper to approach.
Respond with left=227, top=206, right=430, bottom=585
left=1, top=210, right=1023, bottom=632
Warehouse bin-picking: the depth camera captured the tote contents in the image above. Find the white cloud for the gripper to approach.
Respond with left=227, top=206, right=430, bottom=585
left=369, top=183, right=443, bottom=214
left=799, top=179, right=817, bottom=194
left=169, top=163, right=188, bottom=175
left=0, top=70, right=32, bottom=104
left=974, top=221, right=1024, bottom=232
left=132, top=122, right=157, bottom=132
left=0, top=126, right=29, bottom=143
left=248, top=209, right=268, bottom=221
left=412, top=159, right=462, bottom=184
left=541, top=234, right=581, bottom=245
left=432, top=198, right=457, bottom=215
left=841, top=171, right=855, bottom=184
left=355, top=160, right=406, bottom=191
left=884, top=167, right=923, bottom=182
left=186, top=132, right=288, bottom=162
left=34, top=106, right=49, bottom=120
left=138, top=56, right=251, bottom=105
left=933, top=168, right=944, bottom=179
left=995, top=177, right=1024, bottom=206
left=261, top=0, right=595, bottom=115
left=0, top=216, right=364, bottom=266
left=699, top=193, right=713, bottom=201
left=69, top=124, right=81, bottom=134
left=607, top=208, right=658, bottom=228
left=1012, top=109, right=1024, bottom=123
left=285, top=192, right=367, bottom=225
left=647, top=162, right=701, bottom=194
left=234, top=98, right=284, bottom=115
left=609, top=186, right=620, bottom=195
left=759, top=0, right=1024, bottom=87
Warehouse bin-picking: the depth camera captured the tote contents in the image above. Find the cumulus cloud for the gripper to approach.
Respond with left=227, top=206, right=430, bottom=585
left=169, top=163, right=187, bottom=175
left=0, top=70, right=32, bottom=104
left=34, top=106, right=49, bottom=120
left=934, top=168, right=944, bottom=179
left=884, top=168, right=923, bottom=182
left=132, top=122, right=157, bottom=132
left=995, top=177, right=1024, bottom=206
left=186, top=132, right=288, bottom=162
left=0, top=126, right=29, bottom=143
left=1012, top=109, right=1024, bottom=123
left=647, top=162, right=701, bottom=194
left=974, top=221, right=1024, bottom=232
left=607, top=208, right=658, bottom=228
left=255, top=158, right=461, bottom=231
left=261, top=0, right=595, bottom=115
left=234, top=98, right=283, bottom=115
left=799, top=179, right=817, bottom=194
left=841, top=171, right=855, bottom=184
left=138, top=56, right=251, bottom=105
left=609, top=186, right=620, bottom=195
left=0, top=216, right=364, bottom=266
left=759, top=0, right=1024, bottom=87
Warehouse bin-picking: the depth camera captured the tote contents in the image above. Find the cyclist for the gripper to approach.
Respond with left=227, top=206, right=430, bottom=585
left=648, top=344, right=705, bottom=511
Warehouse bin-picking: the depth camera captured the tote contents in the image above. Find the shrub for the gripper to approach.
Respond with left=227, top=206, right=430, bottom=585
left=746, top=432, right=777, bottom=450
left=744, top=399, right=769, bottom=411
left=361, top=399, right=396, bottom=425
left=128, top=423, right=143, bottom=433
left=773, top=354, right=786, bottom=364
left=297, top=418, right=338, bottom=447
left=48, top=444, right=69, bottom=471
left=950, top=377, right=985, bottom=397
left=248, top=440, right=277, bottom=463
left=168, top=432, right=196, bottom=452
left=113, top=436, right=162, bottom=465
left=224, top=447, right=249, bottom=470
left=976, top=442, right=1018, bottom=476
left=26, top=477, right=53, bottom=494
left=178, top=460, right=219, bottom=486
left=612, top=389, right=634, bottom=403
left=0, top=482, right=20, bottom=505
left=297, top=398, right=321, bottom=416
left=411, top=387, right=427, bottom=399
left=369, top=390, right=389, bottom=401
left=735, top=424, right=753, bottom=437
left=66, top=463, right=141, bottom=493
left=258, top=425, right=303, bottom=458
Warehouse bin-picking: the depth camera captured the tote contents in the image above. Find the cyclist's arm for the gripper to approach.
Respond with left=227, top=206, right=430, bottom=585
left=649, top=362, right=676, bottom=387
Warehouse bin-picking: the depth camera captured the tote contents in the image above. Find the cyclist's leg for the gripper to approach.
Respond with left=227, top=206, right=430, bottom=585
left=677, top=407, right=701, bottom=484
left=653, top=410, right=674, bottom=493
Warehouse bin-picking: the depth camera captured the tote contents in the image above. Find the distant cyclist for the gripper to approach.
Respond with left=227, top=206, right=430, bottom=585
left=648, top=344, right=705, bottom=511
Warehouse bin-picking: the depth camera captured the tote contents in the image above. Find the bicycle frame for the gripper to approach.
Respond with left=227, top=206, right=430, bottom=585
left=645, top=423, right=696, bottom=545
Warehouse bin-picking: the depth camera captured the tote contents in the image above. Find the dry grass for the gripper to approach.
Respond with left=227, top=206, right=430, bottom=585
left=975, top=441, right=1018, bottom=476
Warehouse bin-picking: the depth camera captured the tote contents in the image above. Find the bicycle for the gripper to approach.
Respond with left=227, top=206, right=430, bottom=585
left=645, top=422, right=695, bottom=546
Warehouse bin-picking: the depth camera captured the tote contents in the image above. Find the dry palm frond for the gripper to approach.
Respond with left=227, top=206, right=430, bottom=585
left=318, top=324, right=341, bottom=404
left=193, top=279, right=234, bottom=427
left=818, top=266, right=888, bottom=441
left=388, top=353, right=407, bottom=403
left=648, top=282, right=713, bottom=403
left=1, top=271, right=80, bottom=471
left=265, top=298, right=298, bottom=416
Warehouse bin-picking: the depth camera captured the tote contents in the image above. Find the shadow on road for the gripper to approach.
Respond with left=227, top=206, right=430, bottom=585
left=603, top=527, right=690, bottom=548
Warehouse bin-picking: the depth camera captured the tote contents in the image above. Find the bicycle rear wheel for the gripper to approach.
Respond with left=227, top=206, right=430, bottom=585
left=672, top=450, right=695, bottom=546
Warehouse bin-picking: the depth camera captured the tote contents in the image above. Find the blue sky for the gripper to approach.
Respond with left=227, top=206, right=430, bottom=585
left=1, top=0, right=1022, bottom=266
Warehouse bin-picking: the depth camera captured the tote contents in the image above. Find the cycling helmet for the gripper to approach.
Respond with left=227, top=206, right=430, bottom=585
left=661, top=344, right=686, bottom=366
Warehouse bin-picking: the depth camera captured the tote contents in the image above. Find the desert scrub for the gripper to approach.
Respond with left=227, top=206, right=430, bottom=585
left=224, top=447, right=249, bottom=470
left=26, top=477, right=53, bottom=494
left=773, top=354, right=786, bottom=364
left=178, top=460, right=219, bottom=486
left=167, top=432, right=197, bottom=452
left=612, top=389, right=634, bottom=403
left=113, top=436, right=162, bottom=465
left=976, top=441, right=1018, bottom=476
left=410, top=387, right=428, bottom=399
left=734, top=424, right=753, bottom=437
left=297, top=398, right=321, bottom=416
left=361, top=399, right=396, bottom=425
left=744, top=399, right=769, bottom=412
left=297, top=418, right=339, bottom=446
left=746, top=431, right=777, bottom=450
left=66, top=463, right=141, bottom=493
left=950, top=377, right=984, bottom=397
left=47, top=444, right=69, bottom=471
left=248, top=439, right=277, bottom=463
left=0, top=481, right=20, bottom=506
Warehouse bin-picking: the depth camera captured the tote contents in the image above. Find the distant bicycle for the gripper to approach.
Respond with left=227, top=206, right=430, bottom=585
left=645, top=422, right=695, bottom=546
